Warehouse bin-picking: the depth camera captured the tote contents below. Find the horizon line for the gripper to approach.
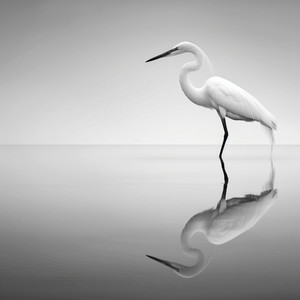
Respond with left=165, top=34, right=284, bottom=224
left=0, top=144, right=299, bottom=147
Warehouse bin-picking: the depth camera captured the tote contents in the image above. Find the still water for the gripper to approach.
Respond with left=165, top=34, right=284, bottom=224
left=0, top=145, right=299, bottom=299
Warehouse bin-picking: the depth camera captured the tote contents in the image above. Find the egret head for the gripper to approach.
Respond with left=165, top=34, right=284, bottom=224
left=146, top=248, right=212, bottom=279
left=145, top=41, right=197, bottom=63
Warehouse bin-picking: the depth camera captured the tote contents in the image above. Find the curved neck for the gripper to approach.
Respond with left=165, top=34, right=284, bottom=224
left=177, top=210, right=215, bottom=278
left=179, top=45, right=212, bottom=106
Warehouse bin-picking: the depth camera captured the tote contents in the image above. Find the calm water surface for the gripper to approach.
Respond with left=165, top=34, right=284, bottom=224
left=0, top=146, right=299, bottom=299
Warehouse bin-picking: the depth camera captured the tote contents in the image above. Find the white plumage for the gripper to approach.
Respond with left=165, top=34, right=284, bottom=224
left=205, top=76, right=277, bottom=128
left=146, top=41, right=277, bottom=156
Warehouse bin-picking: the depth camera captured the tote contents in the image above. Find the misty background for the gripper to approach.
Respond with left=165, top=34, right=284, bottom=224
left=0, top=0, right=299, bottom=145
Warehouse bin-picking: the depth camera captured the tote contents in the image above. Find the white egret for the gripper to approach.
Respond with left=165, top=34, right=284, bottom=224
left=147, top=158, right=277, bottom=278
left=146, top=42, right=277, bottom=157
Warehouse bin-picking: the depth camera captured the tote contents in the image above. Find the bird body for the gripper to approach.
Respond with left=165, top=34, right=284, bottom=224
left=203, top=76, right=277, bottom=129
left=146, top=42, right=277, bottom=156
left=208, top=189, right=277, bottom=244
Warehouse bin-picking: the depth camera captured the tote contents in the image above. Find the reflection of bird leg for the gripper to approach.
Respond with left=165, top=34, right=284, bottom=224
left=217, top=156, right=229, bottom=213
left=220, top=156, right=228, bottom=190
left=219, top=117, right=228, bottom=158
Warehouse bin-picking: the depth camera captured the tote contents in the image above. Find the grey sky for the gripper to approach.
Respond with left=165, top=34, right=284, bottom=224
left=0, top=0, right=299, bottom=144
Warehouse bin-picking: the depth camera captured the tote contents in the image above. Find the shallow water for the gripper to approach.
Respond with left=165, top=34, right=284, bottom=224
left=0, top=145, right=299, bottom=299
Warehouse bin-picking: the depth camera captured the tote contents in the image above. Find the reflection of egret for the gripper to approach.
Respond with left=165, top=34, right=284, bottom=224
left=147, top=158, right=277, bottom=278
left=146, top=42, right=277, bottom=157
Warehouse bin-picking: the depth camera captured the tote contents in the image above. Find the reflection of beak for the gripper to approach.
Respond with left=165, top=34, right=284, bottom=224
left=146, top=255, right=179, bottom=272
left=145, top=47, right=178, bottom=63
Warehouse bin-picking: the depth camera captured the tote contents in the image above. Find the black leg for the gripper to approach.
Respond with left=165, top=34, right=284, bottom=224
left=217, top=156, right=229, bottom=211
left=219, top=117, right=228, bottom=158
left=220, top=157, right=228, bottom=189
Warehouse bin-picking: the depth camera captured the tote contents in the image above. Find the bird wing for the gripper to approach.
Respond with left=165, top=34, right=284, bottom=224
left=209, top=189, right=277, bottom=245
left=206, top=77, right=277, bottom=129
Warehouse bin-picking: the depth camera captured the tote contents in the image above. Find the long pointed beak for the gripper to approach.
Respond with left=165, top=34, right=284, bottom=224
left=145, top=47, right=178, bottom=63
left=146, top=255, right=180, bottom=272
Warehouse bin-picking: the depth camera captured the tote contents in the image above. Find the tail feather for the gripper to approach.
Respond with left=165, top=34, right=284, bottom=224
left=260, top=113, right=277, bottom=149
left=271, top=119, right=277, bottom=131
left=263, top=126, right=275, bottom=153
left=267, top=127, right=275, bottom=145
